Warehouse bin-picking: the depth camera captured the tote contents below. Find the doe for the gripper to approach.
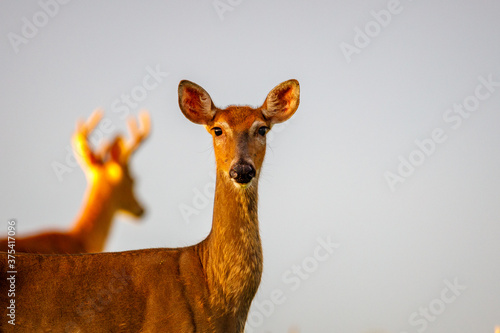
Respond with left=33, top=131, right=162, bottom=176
left=0, top=79, right=300, bottom=332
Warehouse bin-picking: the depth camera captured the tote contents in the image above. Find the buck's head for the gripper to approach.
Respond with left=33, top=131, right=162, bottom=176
left=72, top=110, right=150, bottom=218
left=178, top=79, right=300, bottom=188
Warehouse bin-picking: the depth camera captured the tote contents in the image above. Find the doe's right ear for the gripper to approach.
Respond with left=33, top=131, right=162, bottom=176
left=178, top=80, right=216, bottom=125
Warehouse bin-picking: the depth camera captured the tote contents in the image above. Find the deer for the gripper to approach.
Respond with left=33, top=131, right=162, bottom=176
left=0, top=79, right=300, bottom=332
left=0, top=110, right=150, bottom=254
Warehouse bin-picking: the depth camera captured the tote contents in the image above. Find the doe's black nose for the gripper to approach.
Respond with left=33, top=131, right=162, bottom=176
left=229, top=164, right=255, bottom=184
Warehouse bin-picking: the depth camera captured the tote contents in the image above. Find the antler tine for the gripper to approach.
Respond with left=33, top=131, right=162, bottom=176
left=72, top=109, right=104, bottom=167
left=124, top=110, right=151, bottom=160
left=138, top=109, right=151, bottom=138
left=84, top=109, right=104, bottom=134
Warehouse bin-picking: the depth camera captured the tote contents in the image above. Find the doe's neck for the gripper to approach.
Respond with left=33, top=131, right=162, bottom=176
left=212, top=169, right=259, bottom=232
left=201, top=169, right=263, bottom=318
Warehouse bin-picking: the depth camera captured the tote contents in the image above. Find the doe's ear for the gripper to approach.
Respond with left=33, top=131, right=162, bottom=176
left=178, top=80, right=216, bottom=125
left=262, top=79, right=300, bottom=124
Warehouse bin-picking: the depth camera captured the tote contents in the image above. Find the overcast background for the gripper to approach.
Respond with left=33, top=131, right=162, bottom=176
left=1, top=1, right=499, bottom=332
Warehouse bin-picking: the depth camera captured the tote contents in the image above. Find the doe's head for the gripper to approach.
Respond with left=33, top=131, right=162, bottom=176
left=178, top=79, right=300, bottom=188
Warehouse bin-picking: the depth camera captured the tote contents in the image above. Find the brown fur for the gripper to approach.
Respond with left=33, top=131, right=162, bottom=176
left=0, top=80, right=300, bottom=332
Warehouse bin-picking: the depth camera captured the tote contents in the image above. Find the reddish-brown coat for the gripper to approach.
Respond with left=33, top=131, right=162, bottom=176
left=0, top=80, right=299, bottom=332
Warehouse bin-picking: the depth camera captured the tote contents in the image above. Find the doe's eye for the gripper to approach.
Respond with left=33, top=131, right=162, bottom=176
left=213, top=127, right=223, bottom=136
left=258, top=126, right=269, bottom=136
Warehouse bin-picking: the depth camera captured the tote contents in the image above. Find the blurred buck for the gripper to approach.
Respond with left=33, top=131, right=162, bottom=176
left=0, top=79, right=299, bottom=332
left=0, top=110, right=150, bottom=254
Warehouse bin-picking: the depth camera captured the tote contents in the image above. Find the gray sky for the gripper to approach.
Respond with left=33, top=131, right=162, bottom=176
left=1, top=1, right=499, bottom=332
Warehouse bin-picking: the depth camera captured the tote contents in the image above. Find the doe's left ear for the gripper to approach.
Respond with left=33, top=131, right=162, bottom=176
left=262, top=79, right=300, bottom=124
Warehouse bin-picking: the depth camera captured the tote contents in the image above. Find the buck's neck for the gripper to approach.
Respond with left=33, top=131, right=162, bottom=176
left=201, top=169, right=264, bottom=318
left=70, top=181, right=116, bottom=253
